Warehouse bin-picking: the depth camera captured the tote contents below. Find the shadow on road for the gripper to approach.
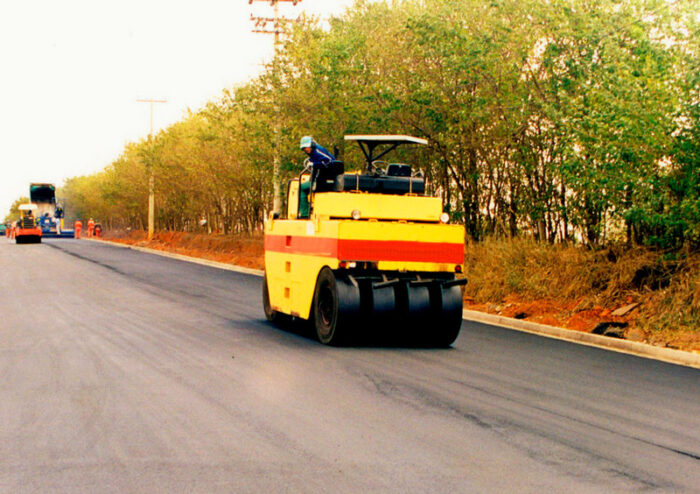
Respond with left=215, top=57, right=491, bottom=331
left=263, top=318, right=459, bottom=350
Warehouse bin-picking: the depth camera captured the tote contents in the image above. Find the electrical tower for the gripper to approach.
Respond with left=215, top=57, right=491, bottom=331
left=248, top=0, right=303, bottom=213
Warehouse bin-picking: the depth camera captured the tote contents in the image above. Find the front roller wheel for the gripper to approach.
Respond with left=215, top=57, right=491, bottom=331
left=429, top=284, right=464, bottom=347
left=313, top=268, right=360, bottom=346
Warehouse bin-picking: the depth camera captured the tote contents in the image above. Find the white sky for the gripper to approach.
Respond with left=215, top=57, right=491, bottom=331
left=0, top=0, right=357, bottom=217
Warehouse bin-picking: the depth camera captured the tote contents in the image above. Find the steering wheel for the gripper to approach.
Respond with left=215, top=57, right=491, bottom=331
left=371, top=160, right=388, bottom=175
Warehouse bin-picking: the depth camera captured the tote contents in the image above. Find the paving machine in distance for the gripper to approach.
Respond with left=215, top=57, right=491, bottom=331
left=263, top=135, right=466, bottom=346
left=29, top=183, right=73, bottom=238
left=14, top=204, right=42, bottom=244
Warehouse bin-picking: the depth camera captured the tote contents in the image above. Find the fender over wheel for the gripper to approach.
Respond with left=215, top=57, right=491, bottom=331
left=263, top=274, right=283, bottom=323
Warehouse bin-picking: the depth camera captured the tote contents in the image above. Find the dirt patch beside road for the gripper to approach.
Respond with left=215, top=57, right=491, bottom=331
left=104, top=230, right=264, bottom=271
left=464, top=297, right=638, bottom=341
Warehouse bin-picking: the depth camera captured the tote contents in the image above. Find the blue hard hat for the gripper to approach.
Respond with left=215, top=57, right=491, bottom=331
left=299, top=136, right=314, bottom=149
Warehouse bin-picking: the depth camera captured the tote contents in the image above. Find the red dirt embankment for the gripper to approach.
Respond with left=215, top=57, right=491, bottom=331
left=105, top=231, right=265, bottom=271
left=465, top=295, right=635, bottom=334
left=101, top=230, right=699, bottom=353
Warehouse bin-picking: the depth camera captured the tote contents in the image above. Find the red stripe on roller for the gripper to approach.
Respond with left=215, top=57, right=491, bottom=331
left=16, top=228, right=42, bottom=236
left=265, top=235, right=462, bottom=264
left=338, top=239, right=463, bottom=264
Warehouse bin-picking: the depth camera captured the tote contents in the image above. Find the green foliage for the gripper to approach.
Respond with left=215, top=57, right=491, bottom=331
left=59, top=0, right=699, bottom=248
left=3, top=196, right=30, bottom=223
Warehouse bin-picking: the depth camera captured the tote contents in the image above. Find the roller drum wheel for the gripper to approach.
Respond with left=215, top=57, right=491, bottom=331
left=428, top=284, right=463, bottom=347
left=391, top=283, right=431, bottom=341
left=15, top=235, right=40, bottom=244
left=406, top=284, right=431, bottom=332
left=370, top=285, right=396, bottom=321
left=368, top=284, right=397, bottom=342
left=313, top=268, right=361, bottom=345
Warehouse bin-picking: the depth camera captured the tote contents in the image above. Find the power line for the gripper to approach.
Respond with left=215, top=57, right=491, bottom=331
left=247, top=0, right=303, bottom=213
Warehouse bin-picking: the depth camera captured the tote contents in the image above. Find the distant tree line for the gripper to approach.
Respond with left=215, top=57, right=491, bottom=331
left=3, top=196, right=30, bottom=223
left=50, top=0, right=698, bottom=248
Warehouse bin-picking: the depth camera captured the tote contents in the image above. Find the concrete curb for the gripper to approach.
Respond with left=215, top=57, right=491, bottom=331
left=87, top=237, right=699, bottom=369
left=463, top=309, right=700, bottom=369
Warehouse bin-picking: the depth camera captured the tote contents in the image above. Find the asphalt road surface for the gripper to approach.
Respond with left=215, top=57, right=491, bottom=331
left=1, top=239, right=699, bottom=493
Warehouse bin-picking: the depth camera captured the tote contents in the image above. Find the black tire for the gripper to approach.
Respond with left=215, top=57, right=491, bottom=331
left=429, top=284, right=463, bottom=347
left=313, top=267, right=360, bottom=346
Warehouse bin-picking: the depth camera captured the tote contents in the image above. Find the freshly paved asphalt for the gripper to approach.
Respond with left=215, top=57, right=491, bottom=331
left=1, top=238, right=698, bottom=493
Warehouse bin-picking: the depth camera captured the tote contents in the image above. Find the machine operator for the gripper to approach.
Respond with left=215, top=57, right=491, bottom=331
left=299, top=135, right=335, bottom=218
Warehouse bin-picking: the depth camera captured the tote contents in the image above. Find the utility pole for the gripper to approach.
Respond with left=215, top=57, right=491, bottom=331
left=248, top=0, right=303, bottom=213
left=136, top=98, right=167, bottom=240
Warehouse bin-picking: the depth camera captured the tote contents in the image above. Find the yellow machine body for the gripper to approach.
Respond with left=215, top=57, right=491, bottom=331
left=263, top=134, right=466, bottom=346
left=265, top=190, right=464, bottom=320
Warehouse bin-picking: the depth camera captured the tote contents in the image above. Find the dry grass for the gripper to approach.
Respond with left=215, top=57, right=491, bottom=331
left=464, top=238, right=658, bottom=305
left=636, top=255, right=700, bottom=349
left=463, top=237, right=700, bottom=351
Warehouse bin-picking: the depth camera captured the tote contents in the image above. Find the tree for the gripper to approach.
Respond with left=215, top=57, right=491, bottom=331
left=3, top=196, right=30, bottom=223
left=57, top=0, right=699, bottom=249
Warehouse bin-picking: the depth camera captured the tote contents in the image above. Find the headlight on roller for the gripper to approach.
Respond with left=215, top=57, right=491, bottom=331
left=440, top=212, right=449, bottom=224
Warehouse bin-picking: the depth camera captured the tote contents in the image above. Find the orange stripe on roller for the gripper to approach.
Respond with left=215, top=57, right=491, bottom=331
left=16, top=228, right=42, bottom=236
left=265, top=235, right=338, bottom=256
left=265, top=235, right=463, bottom=264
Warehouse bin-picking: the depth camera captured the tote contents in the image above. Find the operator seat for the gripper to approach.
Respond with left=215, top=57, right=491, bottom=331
left=313, top=160, right=344, bottom=192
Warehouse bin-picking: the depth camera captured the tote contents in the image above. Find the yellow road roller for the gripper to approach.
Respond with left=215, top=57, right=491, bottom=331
left=263, top=135, right=466, bottom=346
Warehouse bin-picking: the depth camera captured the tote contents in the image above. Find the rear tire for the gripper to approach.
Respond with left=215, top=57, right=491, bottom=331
left=314, top=268, right=342, bottom=345
left=313, top=268, right=360, bottom=346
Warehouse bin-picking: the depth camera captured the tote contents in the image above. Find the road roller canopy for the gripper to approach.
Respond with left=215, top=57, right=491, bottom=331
left=344, top=135, right=428, bottom=170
